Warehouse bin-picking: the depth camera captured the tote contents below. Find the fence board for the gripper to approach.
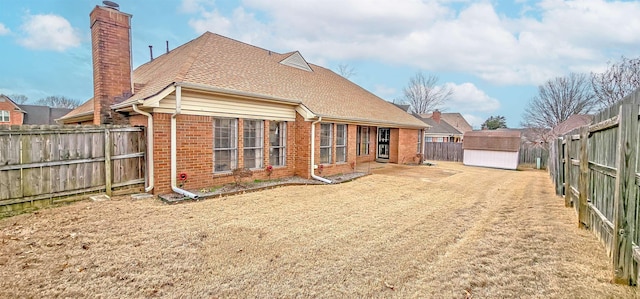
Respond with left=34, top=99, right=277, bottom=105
left=0, top=125, right=145, bottom=212
left=423, top=142, right=463, bottom=162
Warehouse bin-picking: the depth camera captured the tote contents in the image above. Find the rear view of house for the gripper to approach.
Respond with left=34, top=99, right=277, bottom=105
left=59, top=3, right=426, bottom=195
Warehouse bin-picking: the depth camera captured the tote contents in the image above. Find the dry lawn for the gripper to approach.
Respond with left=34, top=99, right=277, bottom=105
left=1, top=162, right=638, bottom=298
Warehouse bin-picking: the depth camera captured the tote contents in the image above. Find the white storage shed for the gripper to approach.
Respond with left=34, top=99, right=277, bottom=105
left=463, top=130, right=522, bottom=170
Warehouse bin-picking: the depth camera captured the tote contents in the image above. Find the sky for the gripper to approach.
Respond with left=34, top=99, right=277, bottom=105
left=1, top=0, right=639, bottom=128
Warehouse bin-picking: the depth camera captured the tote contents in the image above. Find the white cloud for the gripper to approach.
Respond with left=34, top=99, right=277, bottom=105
left=373, top=84, right=397, bottom=99
left=184, top=0, right=640, bottom=86
left=0, top=23, right=10, bottom=35
left=18, top=14, right=81, bottom=51
left=462, top=114, right=485, bottom=129
left=445, top=82, right=500, bottom=113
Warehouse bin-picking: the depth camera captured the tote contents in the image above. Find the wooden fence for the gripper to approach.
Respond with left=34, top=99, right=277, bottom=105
left=519, top=144, right=548, bottom=169
left=423, top=142, right=463, bottom=162
left=0, top=125, right=146, bottom=215
left=549, top=89, right=640, bottom=285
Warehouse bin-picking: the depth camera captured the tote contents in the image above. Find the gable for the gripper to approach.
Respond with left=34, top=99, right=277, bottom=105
left=279, top=52, right=312, bottom=72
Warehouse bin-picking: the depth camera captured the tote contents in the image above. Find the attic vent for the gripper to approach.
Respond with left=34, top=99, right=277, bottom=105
left=280, top=51, right=312, bottom=72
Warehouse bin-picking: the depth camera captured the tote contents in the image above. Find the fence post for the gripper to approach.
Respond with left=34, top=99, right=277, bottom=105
left=563, top=135, right=572, bottom=207
left=555, top=138, right=563, bottom=196
left=104, top=128, right=112, bottom=197
left=578, top=126, right=589, bottom=229
left=612, top=103, right=638, bottom=285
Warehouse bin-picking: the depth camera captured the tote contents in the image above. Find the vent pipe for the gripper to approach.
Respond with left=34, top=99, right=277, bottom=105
left=166, top=40, right=169, bottom=53
left=148, top=45, right=153, bottom=61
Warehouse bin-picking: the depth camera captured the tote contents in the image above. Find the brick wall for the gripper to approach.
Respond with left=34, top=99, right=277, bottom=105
left=152, top=113, right=298, bottom=194
left=397, top=128, right=421, bottom=164
left=90, top=6, right=131, bottom=125
left=389, top=128, right=399, bottom=163
left=0, top=100, right=23, bottom=125
left=294, top=113, right=311, bottom=178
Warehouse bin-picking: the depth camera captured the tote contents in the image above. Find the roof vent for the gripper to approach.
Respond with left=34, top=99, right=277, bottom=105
left=103, top=1, right=120, bottom=10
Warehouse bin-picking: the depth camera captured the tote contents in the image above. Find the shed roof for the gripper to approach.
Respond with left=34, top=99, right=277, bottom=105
left=463, top=129, right=521, bottom=152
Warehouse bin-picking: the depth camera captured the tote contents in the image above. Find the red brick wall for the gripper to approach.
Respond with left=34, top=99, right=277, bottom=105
left=389, top=128, right=399, bottom=163
left=90, top=6, right=131, bottom=125
left=0, top=100, right=23, bottom=125
left=152, top=113, right=298, bottom=194
left=397, top=128, right=421, bottom=164
left=294, top=113, right=311, bottom=178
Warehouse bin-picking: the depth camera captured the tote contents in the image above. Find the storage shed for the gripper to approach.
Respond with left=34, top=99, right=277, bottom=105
left=463, top=130, right=522, bottom=170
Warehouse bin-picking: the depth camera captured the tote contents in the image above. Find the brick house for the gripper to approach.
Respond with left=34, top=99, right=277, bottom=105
left=59, top=4, right=427, bottom=196
left=0, top=95, right=26, bottom=125
left=415, top=110, right=472, bottom=143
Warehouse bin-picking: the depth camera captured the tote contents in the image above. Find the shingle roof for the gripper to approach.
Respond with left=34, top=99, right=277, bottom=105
left=551, top=114, right=593, bottom=136
left=414, top=114, right=461, bottom=135
left=19, top=105, right=73, bottom=125
left=64, top=32, right=425, bottom=128
left=419, top=112, right=472, bottom=133
left=463, top=129, right=522, bottom=152
left=58, top=97, right=93, bottom=121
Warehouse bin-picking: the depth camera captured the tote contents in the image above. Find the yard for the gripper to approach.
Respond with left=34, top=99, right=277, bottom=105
left=1, top=162, right=638, bottom=298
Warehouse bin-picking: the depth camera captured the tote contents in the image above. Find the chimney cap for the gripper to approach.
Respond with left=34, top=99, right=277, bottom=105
left=102, top=1, right=120, bottom=10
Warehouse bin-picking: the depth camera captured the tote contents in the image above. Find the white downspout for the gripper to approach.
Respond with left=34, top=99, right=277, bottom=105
left=132, top=104, right=154, bottom=192
left=171, top=85, right=199, bottom=199
left=310, top=117, right=332, bottom=184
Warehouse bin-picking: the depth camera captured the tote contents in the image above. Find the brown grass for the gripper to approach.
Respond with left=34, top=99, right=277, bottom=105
left=1, top=162, right=637, bottom=298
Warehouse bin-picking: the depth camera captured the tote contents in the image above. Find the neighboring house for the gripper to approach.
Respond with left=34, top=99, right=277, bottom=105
left=463, top=129, right=522, bottom=170
left=0, top=95, right=74, bottom=125
left=0, top=95, right=26, bottom=125
left=549, top=114, right=593, bottom=137
left=59, top=4, right=427, bottom=195
left=20, top=105, right=73, bottom=125
left=415, top=110, right=472, bottom=142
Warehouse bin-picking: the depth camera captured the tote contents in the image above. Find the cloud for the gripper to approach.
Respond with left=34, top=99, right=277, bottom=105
left=373, top=84, right=397, bottom=99
left=445, top=82, right=500, bottom=113
left=18, top=14, right=81, bottom=51
left=184, top=0, right=640, bottom=86
left=0, top=23, right=10, bottom=35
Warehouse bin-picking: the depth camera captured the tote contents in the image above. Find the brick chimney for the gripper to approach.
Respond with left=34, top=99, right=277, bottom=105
left=432, top=109, right=441, bottom=124
left=90, top=3, right=132, bottom=125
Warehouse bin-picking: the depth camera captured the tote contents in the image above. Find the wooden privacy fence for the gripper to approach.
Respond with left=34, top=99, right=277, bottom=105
left=0, top=125, right=146, bottom=214
left=519, top=144, right=548, bottom=169
left=423, top=142, right=463, bottom=162
left=549, top=89, right=640, bottom=285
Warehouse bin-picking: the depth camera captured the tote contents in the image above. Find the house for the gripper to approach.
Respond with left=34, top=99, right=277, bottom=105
left=0, top=95, right=74, bottom=125
left=415, top=110, right=472, bottom=142
left=549, top=114, right=593, bottom=137
left=59, top=3, right=427, bottom=196
left=0, top=95, right=26, bottom=125
left=462, top=129, right=522, bottom=170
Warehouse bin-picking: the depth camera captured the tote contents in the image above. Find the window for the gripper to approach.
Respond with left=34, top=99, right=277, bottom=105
left=356, top=126, right=370, bottom=156
left=0, top=110, right=9, bottom=122
left=243, top=119, right=264, bottom=169
left=320, top=123, right=332, bottom=164
left=269, top=121, right=286, bottom=166
left=336, top=124, right=347, bottom=163
left=214, top=118, right=237, bottom=172
left=426, top=137, right=433, bottom=142
left=417, top=130, right=422, bottom=153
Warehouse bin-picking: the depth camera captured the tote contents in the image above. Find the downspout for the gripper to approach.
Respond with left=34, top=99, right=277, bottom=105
left=171, top=85, right=199, bottom=199
left=132, top=104, right=154, bottom=192
left=310, top=117, right=332, bottom=184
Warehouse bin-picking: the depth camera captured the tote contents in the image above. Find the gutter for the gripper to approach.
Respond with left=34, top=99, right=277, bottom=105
left=132, top=104, right=154, bottom=192
left=170, top=85, right=199, bottom=199
left=310, top=117, right=332, bottom=184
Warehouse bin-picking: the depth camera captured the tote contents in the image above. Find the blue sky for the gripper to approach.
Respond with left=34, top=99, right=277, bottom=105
left=1, top=0, right=639, bottom=128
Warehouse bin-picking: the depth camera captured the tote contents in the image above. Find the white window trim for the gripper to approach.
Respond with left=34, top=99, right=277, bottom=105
left=269, top=121, right=286, bottom=167
left=0, top=110, right=9, bottom=123
left=320, top=123, right=333, bottom=164
left=243, top=119, right=264, bottom=170
left=213, top=118, right=238, bottom=173
left=336, top=124, right=347, bottom=163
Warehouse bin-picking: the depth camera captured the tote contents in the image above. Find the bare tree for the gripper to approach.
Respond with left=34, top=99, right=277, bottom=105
left=9, top=94, right=29, bottom=104
left=522, top=73, right=596, bottom=129
left=337, top=63, right=356, bottom=79
left=591, top=56, right=640, bottom=107
left=402, top=72, right=452, bottom=114
left=36, top=96, right=81, bottom=109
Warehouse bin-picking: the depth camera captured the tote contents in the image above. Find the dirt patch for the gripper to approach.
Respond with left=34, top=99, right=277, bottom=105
left=0, top=162, right=637, bottom=298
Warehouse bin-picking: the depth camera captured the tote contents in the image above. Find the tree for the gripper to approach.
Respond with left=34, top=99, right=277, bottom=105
left=481, top=115, right=507, bottom=130
left=402, top=72, right=452, bottom=114
left=522, top=73, right=596, bottom=129
left=9, top=94, right=29, bottom=104
left=336, top=63, right=356, bottom=79
left=36, top=96, right=81, bottom=109
left=591, top=56, right=640, bottom=107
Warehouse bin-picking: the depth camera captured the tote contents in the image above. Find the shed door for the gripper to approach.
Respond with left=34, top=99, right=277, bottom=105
left=377, top=128, right=390, bottom=159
